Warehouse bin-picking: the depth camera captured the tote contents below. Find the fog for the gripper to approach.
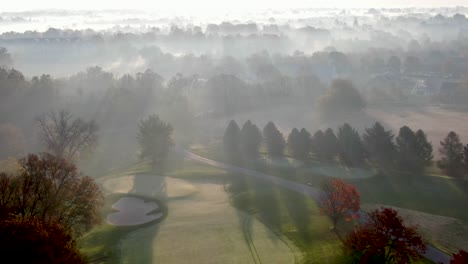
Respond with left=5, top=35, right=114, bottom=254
left=1, top=3, right=468, bottom=263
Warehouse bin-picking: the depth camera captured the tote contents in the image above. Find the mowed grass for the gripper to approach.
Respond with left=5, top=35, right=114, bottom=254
left=80, top=158, right=300, bottom=264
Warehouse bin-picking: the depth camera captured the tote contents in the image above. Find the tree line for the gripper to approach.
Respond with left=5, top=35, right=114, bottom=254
left=224, top=120, right=468, bottom=177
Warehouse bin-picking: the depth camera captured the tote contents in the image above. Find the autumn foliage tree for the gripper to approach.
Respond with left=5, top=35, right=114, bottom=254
left=0, top=216, right=87, bottom=264
left=450, top=250, right=468, bottom=264
left=344, top=208, right=426, bottom=264
left=318, top=178, right=360, bottom=241
left=0, top=153, right=103, bottom=235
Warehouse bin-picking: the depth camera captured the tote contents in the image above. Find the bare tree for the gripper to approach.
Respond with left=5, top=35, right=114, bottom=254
left=36, top=110, right=97, bottom=160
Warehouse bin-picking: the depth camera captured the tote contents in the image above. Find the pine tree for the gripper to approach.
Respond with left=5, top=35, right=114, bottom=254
left=240, top=120, right=262, bottom=158
left=287, top=128, right=301, bottom=158
left=288, top=128, right=312, bottom=160
left=322, top=128, right=339, bottom=160
left=362, top=122, right=396, bottom=165
left=415, top=129, right=433, bottom=167
left=312, top=130, right=325, bottom=158
left=263, top=122, right=285, bottom=157
left=298, top=128, right=312, bottom=160
left=464, top=144, right=468, bottom=173
left=223, top=120, right=241, bottom=160
left=437, top=131, right=464, bottom=177
left=396, top=126, right=421, bottom=172
left=337, top=123, right=366, bottom=166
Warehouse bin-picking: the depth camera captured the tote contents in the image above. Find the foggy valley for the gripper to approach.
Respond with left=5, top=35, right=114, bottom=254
left=0, top=2, right=468, bottom=264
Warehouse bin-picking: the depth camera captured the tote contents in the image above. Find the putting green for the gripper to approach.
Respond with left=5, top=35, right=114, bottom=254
left=102, top=174, right=198, bottom=199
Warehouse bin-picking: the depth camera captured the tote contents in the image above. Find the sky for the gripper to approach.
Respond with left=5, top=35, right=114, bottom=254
left=2, top=0, right=467, bottom=12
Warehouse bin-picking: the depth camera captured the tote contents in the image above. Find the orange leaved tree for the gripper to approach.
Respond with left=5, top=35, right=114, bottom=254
left=318, top=178, right=360, bottom=242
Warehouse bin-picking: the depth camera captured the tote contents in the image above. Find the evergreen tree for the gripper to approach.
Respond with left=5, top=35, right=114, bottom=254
left=298, top=128, right=312, bottom=159
left=240, top=120, right=262, bottom=158
left=396, top=126, right=421, bottom=172
left=263, top=122, right=285, bottom=157
left=312, top=129, right=325, bottom=158
left=464, top=144, right=468, bottom=173
left=362, top=122, right=396, bottom=165
left=288, top=128, right=312, bottom=160
left=322, top=128, right=339, bottom=160
left=437, top=131, right=464, bottom=177
left=337, top=123, right=366, bottom=166
left=415, top=129, right=433, bottom=167
left=287, top=128, right=301, bottom=158
left=223, top=120, right=241, bottom=159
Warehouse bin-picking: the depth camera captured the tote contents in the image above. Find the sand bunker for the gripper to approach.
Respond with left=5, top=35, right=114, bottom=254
left=107, top=197, right=163, bottom=226
left=103, top=175, right=197, bottom=198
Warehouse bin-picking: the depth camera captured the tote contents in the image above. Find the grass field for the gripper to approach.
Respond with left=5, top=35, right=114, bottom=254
left=79, top=158, right=302, bottom=264
left=189, top=144, right=468, bottom=257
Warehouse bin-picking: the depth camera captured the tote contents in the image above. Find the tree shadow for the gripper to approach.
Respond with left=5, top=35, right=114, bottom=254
left=118, top=173, right=168, bottom=264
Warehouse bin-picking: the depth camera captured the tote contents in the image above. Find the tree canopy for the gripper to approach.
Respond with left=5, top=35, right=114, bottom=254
left=344, top=208, right=426, bottom=264
left=36, top=110, right=98, bottom=161
left=137, top=114, right=174, bottom=166
left=362, top=122, right=396, bottom=165
left=319, top=178, right=360, bottom=241
left=0, top=216, right=87, bottom=264
left=0, top=153, right=103, bottom=235
left=337, top=123, right=366, bottom=166
left=316, top=79, right=366, bottom=121
left=263, top=121, right=285, bottom=157
left=240, top=120, right=262, bottom=158
left=438, top=131, right=464, bottom=177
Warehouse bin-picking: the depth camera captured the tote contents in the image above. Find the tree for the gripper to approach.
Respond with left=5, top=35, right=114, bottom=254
left=344, top=208, right=426, bottom=264
left=240, top=120, right=262, bottom=158
left=363, top=122, right=396, bottom=165
left=464, top=145, right=468, bottom=173
left=0, top=153, right=103, bottom=235
left=450, top=250, right=468, bottom=264
left=287, top=128, right=301, bottom=158
left=319, top=178, right=360, bottom=241
left=36, top=110, right=98, bottom=161
left=321, top=128, right=340, bottom=160
left=311, top=129, right=325, bottom=158
left=0, top=216, right=87, bottom=264
left=396, top=126, right=425, bottom=172
left=223, top=120, right=241, bottom=159
left=437, top=131, right=464, bottom=177
left=415, top=129, right=433, bottom=167
left=288, top=128, right=312, bottom=160
left=0, top=47, right=12, bottom=67
left=337, top=123, right=366, bottom=166
left=0, top=123, right=26, bottom=159
left=316, top=79, right=366, bottom=121
left=137, top=114, right=174, bottom=166
left=263, top=122, right=285, bottom=157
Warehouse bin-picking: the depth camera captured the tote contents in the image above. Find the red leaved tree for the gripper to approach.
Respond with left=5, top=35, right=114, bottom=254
left=0, top=216, right=87, bottom=264
left=450, top=250, right=468, bottom=264
left=344, top=208, right=426, bottom=264
left=0, top=153, right=103, bottom=235
left=318, top=178, right=360, bottom=241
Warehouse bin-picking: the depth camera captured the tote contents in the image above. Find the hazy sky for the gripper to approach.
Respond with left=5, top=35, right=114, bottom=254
left=2, top=0, right=467, bottom=12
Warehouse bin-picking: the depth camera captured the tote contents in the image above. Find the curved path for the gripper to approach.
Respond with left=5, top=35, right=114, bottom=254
left=182, top=150, right=452, bottom=264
